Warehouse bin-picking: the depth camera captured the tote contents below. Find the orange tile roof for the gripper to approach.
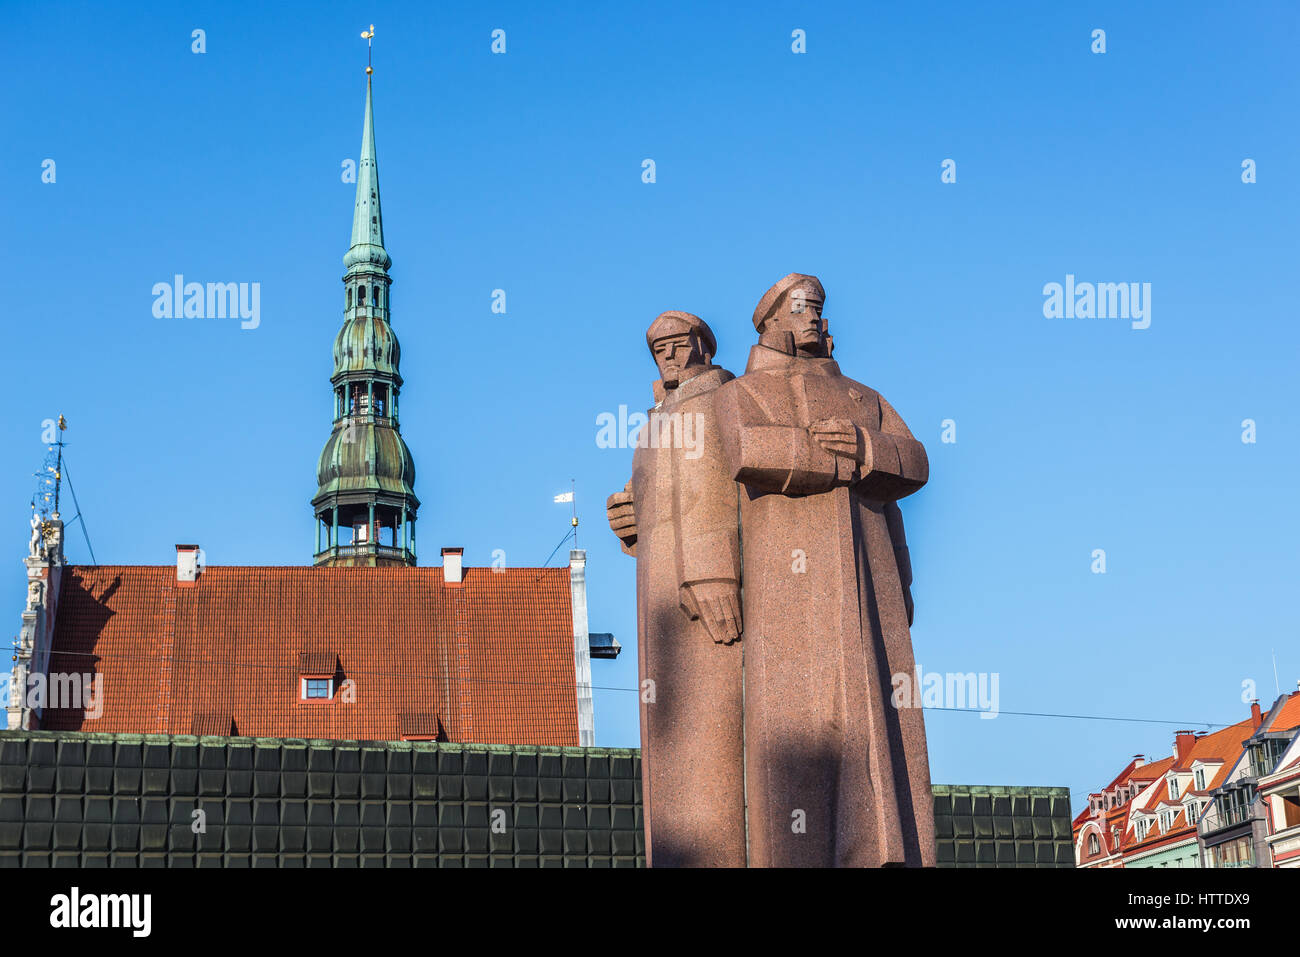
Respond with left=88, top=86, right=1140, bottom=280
left=1076, top=696, right=1300, bottom=863
left=1265, top=693, right=1300, bottom=734
left=41, top=564, right=580, bottom=746
left=1120, top=719, right=1258, bottom=852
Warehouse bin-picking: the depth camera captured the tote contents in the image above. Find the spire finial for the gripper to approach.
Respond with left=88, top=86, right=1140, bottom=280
left=361, top=24, right=375, bottom=75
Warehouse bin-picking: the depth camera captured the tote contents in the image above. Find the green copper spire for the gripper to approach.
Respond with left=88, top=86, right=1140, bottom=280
left=313, top=63, right=419, bottom=568
left=344, top=75, right=391, bottom=272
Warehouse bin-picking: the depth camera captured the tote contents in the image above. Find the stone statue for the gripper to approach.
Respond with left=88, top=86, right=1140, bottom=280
left=606, top=311, right=746, bottom=867
left=710, top=273, right=934, bottom=867
left=29, top=515, right=43, bottom=559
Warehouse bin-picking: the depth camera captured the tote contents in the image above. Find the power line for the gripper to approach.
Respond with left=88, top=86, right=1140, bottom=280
left=923, top=705, right=1227, bottom=731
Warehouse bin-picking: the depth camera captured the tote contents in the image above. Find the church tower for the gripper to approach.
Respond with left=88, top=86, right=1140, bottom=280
left=312, top=68, right=420, bottom=566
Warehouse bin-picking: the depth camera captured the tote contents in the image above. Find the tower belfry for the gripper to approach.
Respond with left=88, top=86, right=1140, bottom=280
left=312, top=37, right=420, bottom=567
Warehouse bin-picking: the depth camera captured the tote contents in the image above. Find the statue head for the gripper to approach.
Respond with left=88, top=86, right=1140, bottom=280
left=645, top=311, right=717, bottom=390
left=752, top=273, right=828, bottom=357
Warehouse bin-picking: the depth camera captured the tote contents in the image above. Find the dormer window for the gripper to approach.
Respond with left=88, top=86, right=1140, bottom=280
left=1186, top=802, right=1200, bottom=826
left=1087, top=833, right=1100, bottom=855
left=298, top=651, right=339, bottom=703
left=1169, top=777, right=1180, bottom=799
left=1194, top=767, right=1206, bottom=790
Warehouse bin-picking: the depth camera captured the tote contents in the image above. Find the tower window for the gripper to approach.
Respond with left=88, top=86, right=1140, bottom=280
left=359, top=285, right=367, bottom=305
left=372, top=287, right=378, bottom=306
left=346, top=288, right=352, bottom=309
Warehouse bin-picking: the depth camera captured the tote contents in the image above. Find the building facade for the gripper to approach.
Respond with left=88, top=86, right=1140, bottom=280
left=1074, top=693, right=1300, bottom=868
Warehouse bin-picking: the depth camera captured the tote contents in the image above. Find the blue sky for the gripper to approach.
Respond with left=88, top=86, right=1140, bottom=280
left=3, top=1, right=1297, bottom=812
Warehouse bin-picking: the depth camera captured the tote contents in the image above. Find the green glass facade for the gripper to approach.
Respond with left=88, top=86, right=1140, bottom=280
left=1, top=732, right=1073, bottom=868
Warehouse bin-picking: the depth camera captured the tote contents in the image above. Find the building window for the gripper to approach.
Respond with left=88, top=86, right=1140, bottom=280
left=1087, top=833, right=1100, bottom=855
left=302, top=678, right=333, bottom=700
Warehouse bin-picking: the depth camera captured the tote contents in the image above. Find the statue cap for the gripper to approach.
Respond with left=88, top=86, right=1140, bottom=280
left=646, top=310, right=716, bottom=357
left=752, top=273, right=825, bottom=330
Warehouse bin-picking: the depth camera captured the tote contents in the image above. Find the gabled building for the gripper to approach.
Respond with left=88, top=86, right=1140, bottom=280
left=1258, top=713, right=1300, bottom=867
left=1074, top=754, right=1174, bottom=868
left=1074, top=693, right=1300, bottom=868
left=7, top=67, right=618, bottom=748
left=1198, top=692, right=1300, bottom=867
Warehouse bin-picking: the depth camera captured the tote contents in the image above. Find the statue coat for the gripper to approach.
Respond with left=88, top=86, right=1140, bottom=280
left=713, top=341, right=935, bottom=867
left=628, top=366, right=747, bottom=867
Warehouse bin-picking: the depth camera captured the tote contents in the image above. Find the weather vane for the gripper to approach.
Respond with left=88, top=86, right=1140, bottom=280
left=361, top=24, right=375, bottom=75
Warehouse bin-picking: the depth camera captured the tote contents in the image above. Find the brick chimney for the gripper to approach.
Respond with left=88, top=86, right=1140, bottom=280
left=176, top=544, right=201, bottom=587
left=1173, top=730, right=1196, bottom=764
left=1250, top=699, right=1263, bottom=730
left=441, top=547, right=464, bottom=586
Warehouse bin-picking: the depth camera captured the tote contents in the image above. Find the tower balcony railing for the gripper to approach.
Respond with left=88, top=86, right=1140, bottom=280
left=333, top=412, right=399, bottom=429
left=314, top=543, right=415, bottom=565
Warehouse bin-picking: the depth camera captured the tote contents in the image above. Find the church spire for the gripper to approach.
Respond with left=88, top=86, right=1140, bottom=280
left=345, top=73, right=389, bottom=272
left=312, top=39, right=420, bottom=568
left=345, top=52, right=390, bottom=274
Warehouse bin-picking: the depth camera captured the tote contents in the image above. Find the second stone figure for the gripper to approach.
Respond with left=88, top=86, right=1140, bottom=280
left=606, top=310, right=746, bottom=867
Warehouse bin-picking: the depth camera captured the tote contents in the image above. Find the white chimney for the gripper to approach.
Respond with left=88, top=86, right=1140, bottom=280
left=176, top=544, right=200, bottom=586
left=441, top=547, right=464, bottom=586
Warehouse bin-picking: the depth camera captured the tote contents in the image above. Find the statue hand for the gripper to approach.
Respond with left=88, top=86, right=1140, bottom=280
left=605, top=483, right=637, bottom=549
left=809, top=417, right=860, bottom=460
left=681, top=581, right=742, bottom=645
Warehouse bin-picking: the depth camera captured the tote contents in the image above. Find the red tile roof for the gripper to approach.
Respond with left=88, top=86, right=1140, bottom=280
left=1265, top=693, right=1300, bottom=733
left=41, top=564, right=580, bottom=746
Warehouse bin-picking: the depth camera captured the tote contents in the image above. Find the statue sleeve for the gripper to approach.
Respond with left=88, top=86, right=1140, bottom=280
left=855, top=393, right=929, bottom=501
left=716, top=379, right=842, bottom=495
left=674, top=396, right=742, bottom=589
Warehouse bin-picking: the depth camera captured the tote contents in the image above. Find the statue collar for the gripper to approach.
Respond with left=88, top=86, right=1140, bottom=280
left=745, top=343, right=841, bottom=377
left=654, top=365, right=733, bottom=408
